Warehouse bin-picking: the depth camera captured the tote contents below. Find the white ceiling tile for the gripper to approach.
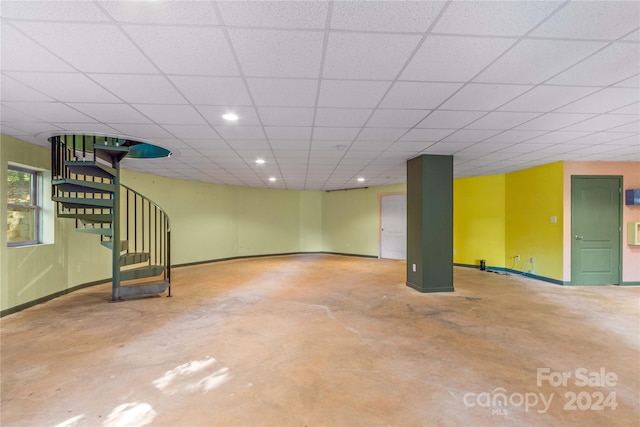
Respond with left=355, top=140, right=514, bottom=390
left=110, top=124, right=173, bottom=139
left=4, top=72, right=120, bottom=103
left=162, top=124, right=219, bottom=139
left=417, top=111, right=485, bottom=128
left=400, top=128, right=456, bottom=142
left=13, top=22, right=156, bottom=73
left=215, top=126, right=266, bottom=140
left=548, top=43, right=640, bottom=87
left=483, top=130, right=547, bottom=143
left=465, top=112, right=541, bottom=130
left=458, top=142, right=514, bottom=153
left=607, top=121, right=640, bottom=133
left=498, top=85, right=600, bottom=112
left=1, top=121, right=61, bottom=135
left=331, top=1, right=444, bottom=32
left=557, top=88, right=640, bottom=113
left=401, top=36, right=515, bottom=82
left=0, top=24, right=75, bottom=72
left=561, top=115, right=639, bottom=132
left=610, top=103, right=640, bottom=115
left=433, top=1, right=562, bottom=36
left=91, top=74, right=187, bottom=104
left=258, top=107, right=315, bottom=126
left=422, top=141, right=475, bottom=153
left=264, top=126, right=312, bottom=140
left=441, top=83, right=532, bottom=110
left=170, top=76, right=251, bottom=106
left=564, top=132, right=637, bottom=145
left=197, top=106, right=260, bottom=126
left=476, top=39, right=605, bottom=84
left=3, top=101, right=95, bottom=123
left=217, top=1, right=328, bottom=28
left=366, top=109, right=428, bottom=128
left=516, top=113, right=595, bottom=131
left=270, top=140, right=311, bottom=151
left=133, top=105, right=205, bottom=125
left=123, top=25, right=238, bottom=76
left=0, top=104, right=41, bottom=122
left=100, top=1, right=219, bottom=25
left=356, top=128, right=406, bottom=142
left=601, top=135, right=640, bottom=146
left=315, top=108, right=372, bottom=127
left=624, top=30, right=640, bottom=41
left=229, top=29, right=323, bottom=78
left=0, top=75, right=53, bottom=101
left=249, top=78, right=318, bottom=107
left=348, top=140, right=395, bottom=151
left=54, top=122, right=119, bottom=134
left=381, top=82, right=462, bottom=109
left=530, top=1, right=640, bottom=40
left=318, top=80, right=390, bottom=108
left=500, top=143, right=551, bottom=153
left=614, top=74, right=640, bottom=88
left=324, top=33, right=421, bottom=80
left=3, top=1, right=110, bottom=21
left=442, top=129, right=503, bottom=143
left=313, top=127, right=360, bottom=141
left=67, top=103, right=151, bottom=124
left=525, top=131, right=593, bottom=144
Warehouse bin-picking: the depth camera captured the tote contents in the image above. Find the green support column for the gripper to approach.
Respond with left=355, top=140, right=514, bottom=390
left=406, top=155, right=454, bottom=293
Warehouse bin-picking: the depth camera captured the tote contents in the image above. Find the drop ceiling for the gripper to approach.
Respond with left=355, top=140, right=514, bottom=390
left=1, top=0, right=638, bottom=190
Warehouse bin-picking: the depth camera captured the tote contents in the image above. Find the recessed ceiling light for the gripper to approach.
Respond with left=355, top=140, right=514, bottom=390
left=255, top=158, right=265, bottom=165
left=357, top=177, right=365, bottom=182
left=222, top=113, right=238, bottom=121
left=268, top=177, right=277, bottom=182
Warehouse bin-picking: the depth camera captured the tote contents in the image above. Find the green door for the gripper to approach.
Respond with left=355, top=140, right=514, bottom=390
left=571, top=176, right=622, bottom=285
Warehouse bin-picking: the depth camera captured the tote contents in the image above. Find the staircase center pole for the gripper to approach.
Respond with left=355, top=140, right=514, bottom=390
left=111, top=157, right=121, bottom=301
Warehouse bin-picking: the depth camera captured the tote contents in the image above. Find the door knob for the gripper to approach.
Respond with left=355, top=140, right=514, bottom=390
left=575, top=235, right=583, bottom=240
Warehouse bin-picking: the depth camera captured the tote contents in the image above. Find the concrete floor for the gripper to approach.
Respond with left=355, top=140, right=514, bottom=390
left=1, top=254, right=639, bottom=427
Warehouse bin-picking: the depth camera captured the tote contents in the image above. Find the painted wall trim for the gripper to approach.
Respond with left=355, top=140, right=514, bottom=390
left=621, top=281, right=640, bottom=286
left=454, top=263, right=566, bottom=285
left=0, top=278, right=110, bottom=318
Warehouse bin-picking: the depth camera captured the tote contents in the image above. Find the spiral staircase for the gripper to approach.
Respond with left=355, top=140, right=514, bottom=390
left=49, top=135, right=172, bottom=301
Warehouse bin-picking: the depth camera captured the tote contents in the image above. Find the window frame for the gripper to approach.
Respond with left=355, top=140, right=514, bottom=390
left=7, top=165, right=41, bottom=247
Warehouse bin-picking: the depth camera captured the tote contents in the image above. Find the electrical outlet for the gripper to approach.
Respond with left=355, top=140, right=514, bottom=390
left=515, top=255, right=520, bottom=261
left=412, top=264, right=417, bottom=272
left=529, top=257, right=534, bottom=264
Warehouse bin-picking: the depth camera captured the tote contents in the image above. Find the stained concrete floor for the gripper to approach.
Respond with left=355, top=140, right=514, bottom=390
left=1, top=254, right=639, bottom=427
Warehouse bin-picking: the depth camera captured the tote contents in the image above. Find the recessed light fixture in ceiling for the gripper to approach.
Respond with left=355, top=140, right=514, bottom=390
left=268, top=177, right=277, bottom=182
left=255, top=158, right=265, bottom=165
left=357, top=177, right=365, bottom=182
left=222, top=113, right=238, bottom=121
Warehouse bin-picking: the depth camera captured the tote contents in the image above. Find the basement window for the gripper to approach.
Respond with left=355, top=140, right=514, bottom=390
left=7, top=166, right=41, bottom=246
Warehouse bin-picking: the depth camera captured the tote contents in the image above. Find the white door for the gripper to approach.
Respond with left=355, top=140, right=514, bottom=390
left=380, top=194, right=406, bottom=260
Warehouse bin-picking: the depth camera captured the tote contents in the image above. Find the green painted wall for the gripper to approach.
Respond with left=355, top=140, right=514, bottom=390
left=505, top=162, right=564, bottom=280
left=453, top=174, right=506, bottom=268
left=321, top=184, right=406, bottom=256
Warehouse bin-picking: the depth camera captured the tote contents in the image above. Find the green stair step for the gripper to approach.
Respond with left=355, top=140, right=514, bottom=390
left=101, top=240, right=128, bottom=252
left=120, top=252, right=150, bottom=267
left=53, top=178, right=115, bottom=194
left=94, top=145, right=130, bottom=163
left=58, top=213, right=112, bottom=223
left=65, top=161, right=115, bottom=179
left=53, top=196, right=113, bottom=210
left=118, top=280, right=170, bottom=298
left=76, top=227, right=113, bottom=237
left=120, top=265, right=165, bottom=282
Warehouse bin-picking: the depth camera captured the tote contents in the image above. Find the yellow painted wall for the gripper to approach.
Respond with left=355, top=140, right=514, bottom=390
left=299, top=191, right=323, bottom=252
left=505, top=162, right=564, bottom=280
left=321, top=184, right=406, bottom=256
left=453, top=174, right=505, bottom=268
